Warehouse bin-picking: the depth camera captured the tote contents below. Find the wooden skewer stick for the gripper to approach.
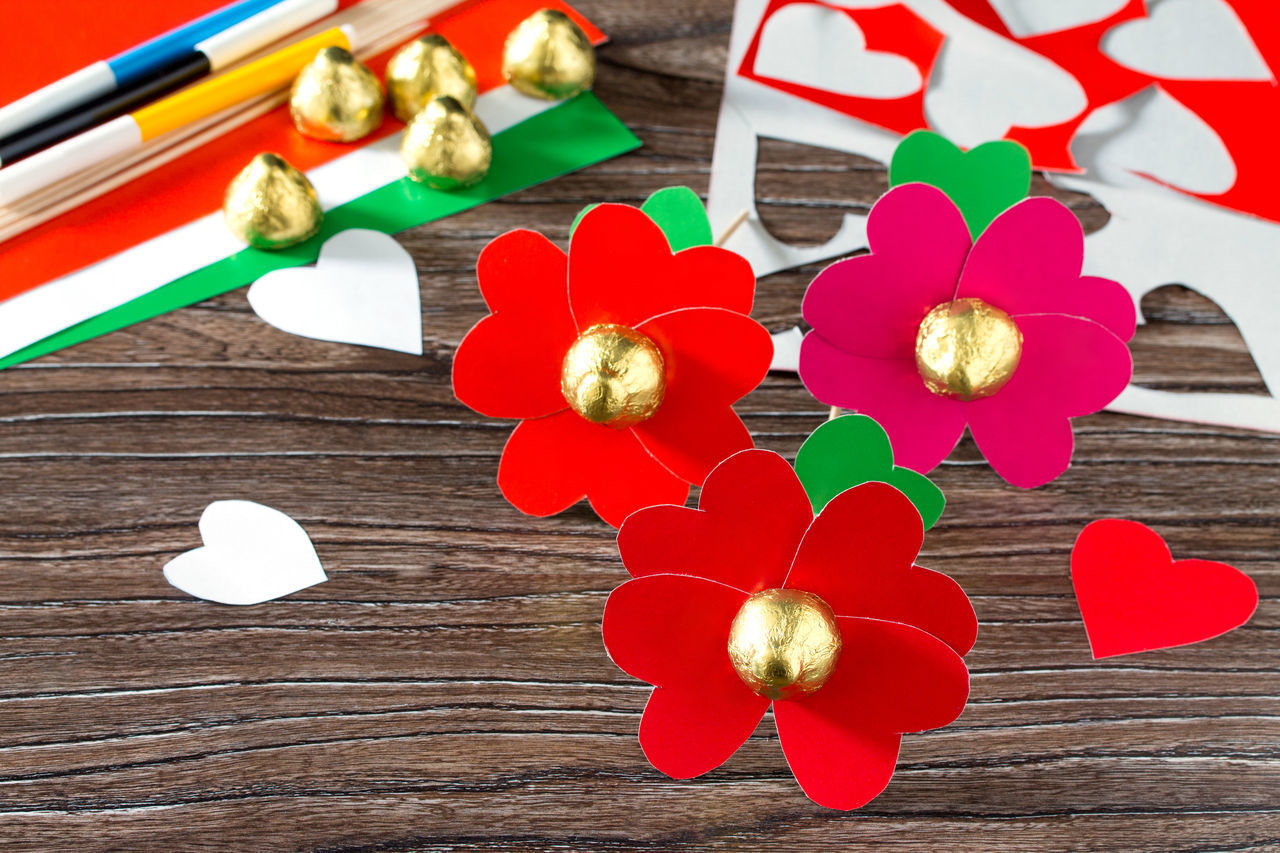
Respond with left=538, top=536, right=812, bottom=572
left=713, top=208, right=749, bottom=247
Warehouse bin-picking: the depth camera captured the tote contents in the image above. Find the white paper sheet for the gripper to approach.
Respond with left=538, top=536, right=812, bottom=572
left=769, top=325, right=804, bottom=373
left=1070, top=87, right=1235, bottom=194
left=1102, top=0, right=1273, bottom=81
left=988, top=0, right=1130, bottom=38
left=756, top=3, right=922, bottom=99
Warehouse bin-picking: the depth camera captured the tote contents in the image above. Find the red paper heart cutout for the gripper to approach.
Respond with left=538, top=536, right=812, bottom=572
left=1070, top=519, right=1258, bottom=659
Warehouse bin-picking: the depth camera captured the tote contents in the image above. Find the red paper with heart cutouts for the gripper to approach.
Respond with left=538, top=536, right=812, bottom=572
left=1070, top=519, right=1258, bottom=659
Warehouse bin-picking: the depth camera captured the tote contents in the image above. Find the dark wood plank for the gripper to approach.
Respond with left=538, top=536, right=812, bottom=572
left=0, top=0, right=1277, bottom=849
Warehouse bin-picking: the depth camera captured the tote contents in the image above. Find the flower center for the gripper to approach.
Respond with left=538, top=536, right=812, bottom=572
left=915, top=297, right=1023, bottom=401
left=560, top=323, right=666, bottom=427
left=727, top=589, right=842, bottom=700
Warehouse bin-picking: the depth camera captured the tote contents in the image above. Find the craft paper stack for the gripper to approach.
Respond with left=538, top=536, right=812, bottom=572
left=0, top=0, right=639, bottom=368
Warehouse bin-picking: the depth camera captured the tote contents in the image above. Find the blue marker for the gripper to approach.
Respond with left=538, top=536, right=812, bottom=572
left=0, top=0, right=283, bottom=140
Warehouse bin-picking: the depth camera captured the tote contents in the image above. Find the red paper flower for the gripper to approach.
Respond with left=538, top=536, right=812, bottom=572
left=603, top=448, right=977, bottom=809
left=452, top=203, right=772, bottom=527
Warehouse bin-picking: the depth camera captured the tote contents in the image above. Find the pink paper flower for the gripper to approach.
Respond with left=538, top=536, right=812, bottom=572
left=799, top=183, right=1136, bottom=488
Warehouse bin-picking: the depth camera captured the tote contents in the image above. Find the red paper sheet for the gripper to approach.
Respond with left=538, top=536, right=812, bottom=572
left=0, top=0, right=604, bottom=301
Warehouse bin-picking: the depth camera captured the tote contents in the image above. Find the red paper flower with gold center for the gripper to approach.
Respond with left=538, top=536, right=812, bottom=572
left=452, top=203, right=772, bottom=527
left=602, top=448, right=977, bottom=809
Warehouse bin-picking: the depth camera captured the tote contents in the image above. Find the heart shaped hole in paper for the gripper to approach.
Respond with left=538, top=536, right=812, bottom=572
left=1131, top=284, right=1267, bottom=395
left=753, top=137, right=886, bottom=248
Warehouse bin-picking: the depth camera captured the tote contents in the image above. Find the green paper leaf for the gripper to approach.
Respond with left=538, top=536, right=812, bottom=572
left=569, top=202, right=599, bottom=236
left=0, top=94, right=640, bottom=370
left=640, top=186, right=713, bottom=251
left=570, top=186, right=711, bottom=252
left=795, top=414, right=945, bottom=529
left=888, top=129, right=1031, bottom=239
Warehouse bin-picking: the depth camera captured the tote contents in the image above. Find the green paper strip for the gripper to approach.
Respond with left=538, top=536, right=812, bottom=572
left=1, top=94, right=639, bottom=370
left=795, top=414, right=946, bottom=529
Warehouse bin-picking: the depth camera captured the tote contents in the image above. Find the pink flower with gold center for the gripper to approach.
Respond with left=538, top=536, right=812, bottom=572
left=799, top=183, right=1136, bottom=488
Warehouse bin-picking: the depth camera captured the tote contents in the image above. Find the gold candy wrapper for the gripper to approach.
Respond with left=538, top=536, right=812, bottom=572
left=560, top=323, right=666, bottom=427
left=502, top=9, right=596, bottom=100
left=915, top=297, right=1023, bottom=400
left=386, top=35, right=477, bottom=122
left=290, top=46, right=384, bottom=142
left=727, top=589, right=842, bottom=700
left=223, top=153, right=323, bottom=250
left=400, top=96, right=492, bottom=190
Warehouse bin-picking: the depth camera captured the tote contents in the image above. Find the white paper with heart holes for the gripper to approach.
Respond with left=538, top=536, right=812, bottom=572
left=1102, top=0, right=1272, bottom=81
left=164, top=501, right=327, bottom=605
left=923, top=27, right=1085, bottom=149
left=988, top=0, right=1130, bottom=38
left=708, top=0, right=1280, bottom=433
left=247, top=229, right=424, bottom=355
left=755, top=3, right=922, bottom=98
left=1070, top=87, right=1235, bottom=194
left=708, top=0, right=1090, bottom=279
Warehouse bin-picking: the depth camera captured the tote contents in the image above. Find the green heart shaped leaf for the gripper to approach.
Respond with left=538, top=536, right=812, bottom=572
left=570, top=186, right=712, bottom=251
left=640, top=186, right=713, bottom=251
left=889, top=129, right=1031, bottom=239
left=795, top=414, right=945, bottom=529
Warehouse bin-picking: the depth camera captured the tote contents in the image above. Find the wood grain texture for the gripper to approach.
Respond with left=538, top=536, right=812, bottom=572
left=1, top=1, right=1278, bottom=849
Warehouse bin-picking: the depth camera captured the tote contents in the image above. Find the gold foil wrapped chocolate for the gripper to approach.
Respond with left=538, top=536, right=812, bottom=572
left=915, top=297, right=1023, bottom=400
left=560, top=324, right=665, bottom=427
left=727, top=589, right=842, bottom=700
left=502, top=9, right=596, bottom=100
left=386, top=34, right=477, bottom=122
left=290, top=46, right=384, bottom=142
left=223, top=153, right=323, bottom=250
left=400, top=96, right=492, bottom=190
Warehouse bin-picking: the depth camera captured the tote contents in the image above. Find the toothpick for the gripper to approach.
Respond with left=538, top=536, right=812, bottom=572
left=713, top=209, right=750, bottom=247
left=828, top=406, right=840, bottom=421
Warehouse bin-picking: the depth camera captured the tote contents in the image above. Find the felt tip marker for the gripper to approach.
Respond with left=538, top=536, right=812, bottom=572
left=0, top=0, right=285, bottom=141
left=0, top=0, right=337, bottom=167
left=0, top=26, right=355, bottom=206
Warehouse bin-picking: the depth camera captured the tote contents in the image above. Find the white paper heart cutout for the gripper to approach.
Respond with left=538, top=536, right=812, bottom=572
left=924, top=32, right=1087, bottom=148
left=1071, top=87, right=1235, bottom=193
left=164, top=501, right=327, bottom=605
left=248, top=229, right=424, bottom=355
left=1102, top=0, right=1272, bottom=81
left=989, top=0, right=1129, bottom=38
left=755, top=3, right=922, bottom=99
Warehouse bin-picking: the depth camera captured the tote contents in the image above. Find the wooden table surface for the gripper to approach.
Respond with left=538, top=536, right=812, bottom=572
left=2, top=2, right=1278, bottom=850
